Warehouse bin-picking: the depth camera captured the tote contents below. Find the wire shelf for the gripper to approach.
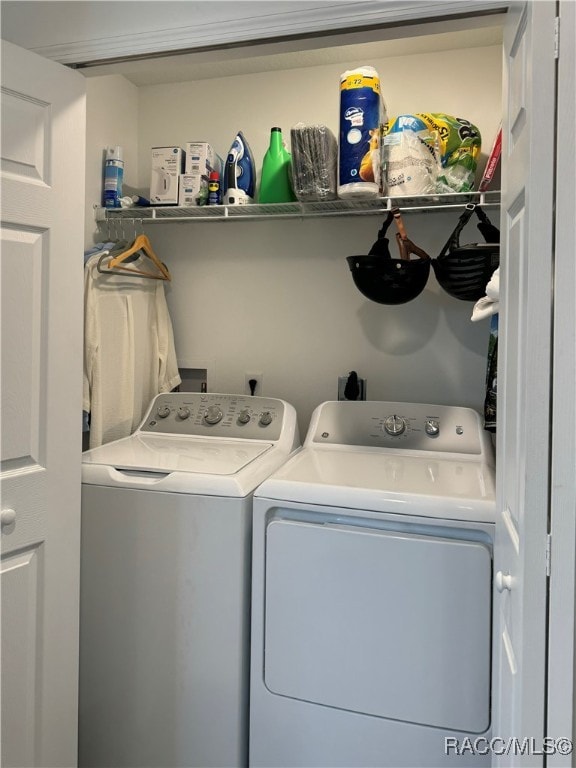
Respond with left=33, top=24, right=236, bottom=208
left=96, top=191, right=500, bottom=224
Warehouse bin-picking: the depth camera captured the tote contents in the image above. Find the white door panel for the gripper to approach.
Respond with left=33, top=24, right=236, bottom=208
left=0, top=547, right=42, bottom=768
left=1, top=39, right=85, bottom=768
left=1, top=228, right=46, bottom=469
left=546, top=0, right=576, bottom=761
left=493, top=2, right=556, bottom=764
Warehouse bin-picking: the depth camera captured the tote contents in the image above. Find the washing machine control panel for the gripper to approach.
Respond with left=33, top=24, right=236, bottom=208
left=140, top=393, right=285, bottom=440
left=310, top=401, right=489, bottom=456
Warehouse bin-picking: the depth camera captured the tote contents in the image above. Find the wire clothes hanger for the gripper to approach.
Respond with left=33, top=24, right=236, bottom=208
left=97, top=219, right=171, bottom=281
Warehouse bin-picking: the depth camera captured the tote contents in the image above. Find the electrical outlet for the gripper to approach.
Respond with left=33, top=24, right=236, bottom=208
left=244, top=372, right=263, bottom=396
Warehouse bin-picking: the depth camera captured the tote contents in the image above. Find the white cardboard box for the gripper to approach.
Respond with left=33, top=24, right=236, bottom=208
left=185, top=142, right=222, bottom=176
left=150, top=146, right=185, bottom=204
left=178, top=173, right=209, bottom=206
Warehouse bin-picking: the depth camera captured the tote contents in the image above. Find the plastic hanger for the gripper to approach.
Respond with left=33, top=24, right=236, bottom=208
left=105, top=233, right=171, bottom=280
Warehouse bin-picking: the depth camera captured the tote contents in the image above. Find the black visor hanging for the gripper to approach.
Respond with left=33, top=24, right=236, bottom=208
left=346, top=208, right=431, bottom=305
left=432, top=204, right=500, bottom=301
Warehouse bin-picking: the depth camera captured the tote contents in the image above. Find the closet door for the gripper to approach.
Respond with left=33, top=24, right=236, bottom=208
left=1, top=41, right=85, bottom=767
left=547, top=0, right=576, bottom=760
left=493, top=2, right=556, bottom=764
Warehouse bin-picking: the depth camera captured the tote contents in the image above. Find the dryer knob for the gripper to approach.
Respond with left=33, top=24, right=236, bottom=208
left=157, top=405, right=171, bottom=419
left=204, top=405, right=223, bottom=425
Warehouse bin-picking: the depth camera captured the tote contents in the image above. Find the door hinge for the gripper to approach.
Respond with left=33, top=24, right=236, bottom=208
left=554, top=16, right=560, bottom=59
left=546, top=533, right=552, bottom=577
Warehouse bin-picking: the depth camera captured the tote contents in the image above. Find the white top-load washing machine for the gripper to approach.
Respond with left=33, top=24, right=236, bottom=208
left=250, top=400, right=496, bottom=768
left=79, top=392, right=298, bottom=768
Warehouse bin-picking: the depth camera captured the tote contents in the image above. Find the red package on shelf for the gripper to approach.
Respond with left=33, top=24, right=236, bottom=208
left=479, top=125, right=502, bottom=192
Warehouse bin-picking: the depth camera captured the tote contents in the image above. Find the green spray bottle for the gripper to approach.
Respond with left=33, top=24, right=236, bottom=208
left=258, top=127, right=296, bottom=204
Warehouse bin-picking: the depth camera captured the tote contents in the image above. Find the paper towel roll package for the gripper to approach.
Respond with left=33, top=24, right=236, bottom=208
left=338, top=67, right=384, bottom=198
left=383, top=113, right=481, bottom=195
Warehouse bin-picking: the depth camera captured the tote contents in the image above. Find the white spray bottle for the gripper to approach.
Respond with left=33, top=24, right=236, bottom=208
left=104, top=146, right=124, bottom=208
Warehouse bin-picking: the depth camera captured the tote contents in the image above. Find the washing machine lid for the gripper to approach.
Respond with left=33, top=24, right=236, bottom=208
left=83, top=433, right=273, bottom=475
left=255, top=446, right=496, bottom=522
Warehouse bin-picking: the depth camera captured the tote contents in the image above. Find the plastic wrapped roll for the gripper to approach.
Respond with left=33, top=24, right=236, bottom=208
left=383, top=115, right=439, bottom=196
left=383, top=113, right=481, bottom=195
left=291, top=123, right=337, bottom=202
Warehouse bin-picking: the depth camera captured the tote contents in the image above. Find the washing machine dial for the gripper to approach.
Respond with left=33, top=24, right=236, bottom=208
left=178, top=407, right=191, bottom=420
left=238, top=409, right=251, bottom=425
left=259, top=411, right=273, bottom=427
left=157, top=405, right=171, bottom=419
left=425, top=419, right=440, bottom=436
left=204, top=405, right=223, bottom=425
left=383, top=414, right=406, bottom=436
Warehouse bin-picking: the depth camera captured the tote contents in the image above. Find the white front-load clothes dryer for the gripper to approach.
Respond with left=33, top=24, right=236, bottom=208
left=250, top=401, right=496, bottom=768
left=79, top=392, right=299, bottom=768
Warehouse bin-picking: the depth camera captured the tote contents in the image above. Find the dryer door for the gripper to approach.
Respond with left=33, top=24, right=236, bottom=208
left=264, top=518, right=491, bottom=733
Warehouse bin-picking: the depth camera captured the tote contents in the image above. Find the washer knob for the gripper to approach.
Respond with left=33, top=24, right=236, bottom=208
left=384, top=415, right=406, bottom=436
left=425, top=419, right=440, bottom=436
left=204, top=405, right=223, bottom=425
left=157, top=405, right=171, bottom=419
left=238, top=409, right=251, bottom=425
left=259, top=411, right=273, bottom=426
left=178, top=407, right=191, bottom=420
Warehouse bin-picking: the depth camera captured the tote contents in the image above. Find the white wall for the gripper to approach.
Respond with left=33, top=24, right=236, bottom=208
left=135, top=45, right=502, bottom=193
left=85, top=75, right=139, bottom=245
left=87, top=43, right=502, bottom=435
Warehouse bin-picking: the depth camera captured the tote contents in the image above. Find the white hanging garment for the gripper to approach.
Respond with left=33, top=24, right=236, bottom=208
left=471, top=267, right=500, bottom=322
left=83, top=252, right=181, bottom=448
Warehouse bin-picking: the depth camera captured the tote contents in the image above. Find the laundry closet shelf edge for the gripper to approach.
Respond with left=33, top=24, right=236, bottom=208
left=95, top=191, right=501, bottom=224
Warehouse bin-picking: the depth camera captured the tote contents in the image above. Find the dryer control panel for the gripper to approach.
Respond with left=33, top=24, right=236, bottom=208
left=308, top=401, right=492, bottom=458
left=140, top=393, right=285, bottom=440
